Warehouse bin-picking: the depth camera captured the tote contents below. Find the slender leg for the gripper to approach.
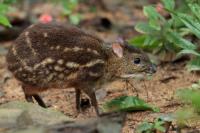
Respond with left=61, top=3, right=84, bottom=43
left=75, top=89, right=81, bottom=112
left=82, top=86, right=99, bottom=115
left=89, top=91, right=99, bottom=115
left=22, top=84, right=46, bottom=108
left=86, top=90, right=99, bottom=115
left=33, top=94, right=47, bottom=108
left=25, top=94, right=34, bottom=103
left=22, top=85, right=34, bottom=103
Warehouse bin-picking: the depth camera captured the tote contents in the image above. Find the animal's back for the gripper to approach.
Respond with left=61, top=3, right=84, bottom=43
left=6, top=23, right=107, bottom=88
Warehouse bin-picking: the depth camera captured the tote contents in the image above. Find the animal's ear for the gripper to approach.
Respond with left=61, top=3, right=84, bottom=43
left=112, top=43, right=123, bottom=58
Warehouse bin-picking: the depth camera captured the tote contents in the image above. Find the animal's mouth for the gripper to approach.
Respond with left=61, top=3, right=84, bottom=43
left=120, top=64, right=156, bottom=79
left=146, top=64, right=157, bottom=74
left=120, top=73, right=145, bottom=79
left=120, top=70, right=155, bottom=79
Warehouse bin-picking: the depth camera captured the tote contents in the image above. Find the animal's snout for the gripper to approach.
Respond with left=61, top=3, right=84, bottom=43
left=148, top=64, right=157, bottom=74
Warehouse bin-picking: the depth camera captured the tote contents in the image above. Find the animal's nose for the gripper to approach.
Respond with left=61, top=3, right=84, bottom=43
left=148, top=64, right=157, bottom=74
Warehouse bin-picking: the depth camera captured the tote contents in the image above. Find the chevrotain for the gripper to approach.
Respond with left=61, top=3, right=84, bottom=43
left=6, top=22, right=156, bottom=115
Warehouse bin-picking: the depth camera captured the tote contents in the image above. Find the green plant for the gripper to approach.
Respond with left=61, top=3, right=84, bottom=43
left=130, top=0, right=200, bottom=70
left=129, top=0, right=196, bottom=62
left=103, top=96, right=159, bottom=113
left=62, top=0, right=81, bottom=25
left=51, top=0, right=80, bottom=25
left=136, top=118, right=166, bottom=133
left=175, top=81, right=200, bottom=126
left=0, top=0, right=15, bottom=27
left=169, top=1, right=200, bottom=71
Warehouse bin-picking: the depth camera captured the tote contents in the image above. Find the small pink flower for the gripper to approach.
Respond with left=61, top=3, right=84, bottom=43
left=156, top=3, right=164, bottom=13
left=39, top=14, right=53, bottom=23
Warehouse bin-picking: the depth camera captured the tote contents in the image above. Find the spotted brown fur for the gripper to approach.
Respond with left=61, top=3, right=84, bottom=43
left=7, top=23, right=106, bottom=87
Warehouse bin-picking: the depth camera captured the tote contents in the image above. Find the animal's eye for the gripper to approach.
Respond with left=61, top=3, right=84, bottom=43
left=134, top=58, right=140, bottom=64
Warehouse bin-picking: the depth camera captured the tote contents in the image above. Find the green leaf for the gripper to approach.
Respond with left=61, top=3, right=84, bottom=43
left=62, top=0, right=78, bottom=15
left=63, top=8, right=72, bottom=15
left=136, top=121, right=153, bottom=133
left=129, top=35, right=161, bottom=52
left=158, top=113, right=175, bottom=122
left=2, top=0, right=17, bottom=4
left=103, top=96, right=159, bottom=112
left=180, top=14, right=200, bottom=39
left=187, top=57, right=200, bottom=71
left=143, top=6, right=164, bottom=29
left=155, top=125, right=166, bottom=132
left=136, top=119, right=166, bottom=133
left=69, top=14, right=81, bottom=25
left=179, top=28, right=193, bottom=36
left=144, top=35, right=159, bottom=47
left=135, top=22, right=158, bottom=34
left=154, top=120, right=165, bottom=132
left=178, top=49, right=200, bottom=57
left=144, top=5, right=165, bottom=22
left=0, top=3, right=8, bottom=14
left=0, top=14, right=11, bottom=27
left=176, top=89, right=200, bottom=111
left=166, top=30, right=196, bottom=50
left=188, top=3, right=200, bottom=21
left=128, top=35, right=146, bottom=48
left=161, top=0, right=175, bottom=10
left=170, top=11, right=200, bottom=39
left=175, top=108, right=195, bottom=127
left=149, top=19, right=161, bottom=30
left=144, top=6, right=159, bottom=20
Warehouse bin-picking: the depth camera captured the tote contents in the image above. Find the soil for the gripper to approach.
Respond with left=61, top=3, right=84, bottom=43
left=0, top=0, right=200, bottom=132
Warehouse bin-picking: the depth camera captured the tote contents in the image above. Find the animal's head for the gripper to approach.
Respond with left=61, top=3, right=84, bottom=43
left=110, top=41, right=156, bottom=78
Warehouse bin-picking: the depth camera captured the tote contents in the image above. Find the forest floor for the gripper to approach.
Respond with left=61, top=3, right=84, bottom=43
left=0, top=0, right=200, bottom=132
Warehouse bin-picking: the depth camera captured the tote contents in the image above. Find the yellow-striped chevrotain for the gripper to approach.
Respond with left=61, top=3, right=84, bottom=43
left=6, top=22, right=156, bottom=115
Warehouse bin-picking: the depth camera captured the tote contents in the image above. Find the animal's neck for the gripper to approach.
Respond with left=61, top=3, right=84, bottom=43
left=103, top=52, right=124, bottom=81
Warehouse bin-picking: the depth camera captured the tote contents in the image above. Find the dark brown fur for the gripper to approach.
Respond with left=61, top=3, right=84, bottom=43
left=7, top=23, right=106, bottom=86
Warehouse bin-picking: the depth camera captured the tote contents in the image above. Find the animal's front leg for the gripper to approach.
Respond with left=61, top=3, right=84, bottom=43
left=82, top=87, right=99, bottom=116
left=75, top=88, right=81, bottom=112
left=89, top=91, right=99, bottom=115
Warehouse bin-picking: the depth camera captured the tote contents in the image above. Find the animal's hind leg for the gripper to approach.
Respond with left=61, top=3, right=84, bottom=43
left=24, top=94, right=34, bottom=103
left=33, top=94, right=47, bottom=108
left=22, top=84, right=47, bottom=108
left=22, top=84, right=34, bottom=103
